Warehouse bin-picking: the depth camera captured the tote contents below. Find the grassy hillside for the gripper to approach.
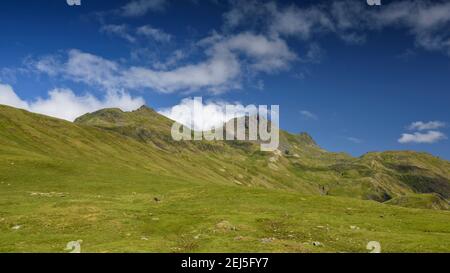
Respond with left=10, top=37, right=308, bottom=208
left=1, top=104, right=450, bottom=253
left=385, top=193, right=449, bottom=210
left=74, top=106, right=450, bottom=203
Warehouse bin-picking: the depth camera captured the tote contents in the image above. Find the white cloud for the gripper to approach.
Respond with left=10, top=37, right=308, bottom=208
left=99, top=24, right=172, bottom=44
left=375, top=1, right=450, bottom=54
left=100, top=24, right=136, bottom=43
left=123, top=32, right=296, bottom=92
left=346, top=137, right=363, bottom=144
left=123, top=47, right=242, bottom=94
left=0, top=83, right=144, bottom=122
left=99, top=24, right=173, bottom=45
left=268, top=2, right=334, bottom=40
left=408, top=121, right=446, bottom=131
left=120, top=0, right=167, bottom=17
left=224, top=0, right=450, bottom=55
left=199, top=31, right=297, bottom=75
left=158, top=98, right=250, bottom=131
left=300, top=110, right=318, bottom=120
left=224, top=1, right=348, bottom=41
left=398, top=130, right=447, bottom=144
left=375, top=1, right=450, bottom=31
left=23, top=1, right=450, bottom=97
left=30, top=49, right=241, bottom=94
left=66, top=50, right=121, bottom=89
left=29, top=55, right=61, bottom=76
left=219, top=32, right=297, bottom=73
left=30, top=28, right=297, bottom=94
left=30, top=50, right=120, bottom=90
left=152, top=49, right=186, bottom=70
left=223, top=0, right=264, bottom=29
left=0, top=83, right=29, bottom=109
left=137, top=25, right=172, bottom=43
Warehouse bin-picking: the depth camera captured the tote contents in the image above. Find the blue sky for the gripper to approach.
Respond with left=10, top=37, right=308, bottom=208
left=0, top=0, right=449, bottom=159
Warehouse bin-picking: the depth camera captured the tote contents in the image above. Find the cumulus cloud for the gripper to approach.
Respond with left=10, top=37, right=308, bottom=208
left=65, top=50, right=121, bottom=89
left=0, top=83, right=144, bottom=121
left=158, top=97, right=252, bottom=131
left=120, top=0, right=167, bottom=17
left=123, top=47, right=241, bottom=93
left=219, top=32, right=297, bottom=73
left=124, top=32, right=295, bottom=92
left=197, top=31, right=297, bottom=81
left=0, top=83, right=29, bottom=109
left=70, top=0, right=450, bottom=97
left=29, top=50, right=120, bottom=90
left=408, top=121, right=446, bottom=131
left=268, top=2, right=334, bottom=40
left=28, top=28, right=297, bottom=94
left=398, top=130, right=447, bottom=144
left=29, top=49, right=240, bottom=94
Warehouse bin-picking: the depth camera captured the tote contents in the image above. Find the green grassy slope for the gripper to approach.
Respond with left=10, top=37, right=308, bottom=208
left=385, top=193, right=449, bottom=210
left=74, top=106, right=450, bottom=203
left=1, top=104, right=450, bottom=252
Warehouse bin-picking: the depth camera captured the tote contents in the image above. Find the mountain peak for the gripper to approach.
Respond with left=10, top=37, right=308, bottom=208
left=296, top=132, right=317, bottom=146
left=74, top=108, right=125, bottom=124
left=135, top=105, right=154, bottom=112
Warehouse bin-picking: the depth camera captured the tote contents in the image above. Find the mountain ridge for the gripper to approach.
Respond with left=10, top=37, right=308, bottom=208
left=1, top=103, right=450, bottom=253
left=3, top=103, right=450, bottom=206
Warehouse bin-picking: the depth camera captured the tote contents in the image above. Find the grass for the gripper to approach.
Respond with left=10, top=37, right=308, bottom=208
left=385, top=193, right=449, bottom=210
left=1, top=161, right=450, bottom=253
left=0, top=104, right=450, bottom=253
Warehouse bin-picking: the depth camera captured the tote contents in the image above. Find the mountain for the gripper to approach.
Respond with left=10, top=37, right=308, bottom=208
left=74, top=105, right=450, bottom=203
left=1, top=104, right=450, bottom=253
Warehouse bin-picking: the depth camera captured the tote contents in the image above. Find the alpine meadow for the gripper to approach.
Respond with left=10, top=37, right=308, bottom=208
left=0, top=105, right=449, bottom=252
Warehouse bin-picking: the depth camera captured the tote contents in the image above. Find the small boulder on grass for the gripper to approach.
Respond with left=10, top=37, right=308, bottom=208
left=260, top=237, right=276, bottom=244
left=215, top=220, right=236, bottom=231
left=12, top=225, right=22, bottom=230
